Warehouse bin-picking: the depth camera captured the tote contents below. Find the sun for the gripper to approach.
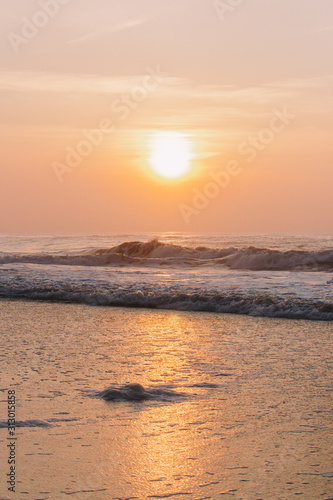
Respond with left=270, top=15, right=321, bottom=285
left=148, top=132, right=193, bottom=180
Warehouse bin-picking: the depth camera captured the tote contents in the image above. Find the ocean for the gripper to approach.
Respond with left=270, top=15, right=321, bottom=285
left=0, top=233, right=332, bottom=320
left=0, top=233, right=332, bottom=499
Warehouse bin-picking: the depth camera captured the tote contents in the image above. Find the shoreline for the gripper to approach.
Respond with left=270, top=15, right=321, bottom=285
left=1, top=299, right=332, bottom=498
left=0, top=296, right=331, bottom=322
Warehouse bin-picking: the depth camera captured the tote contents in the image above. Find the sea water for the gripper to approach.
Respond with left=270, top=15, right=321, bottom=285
left=0, top=233, right=332, bottom=320
left=0, top=234, right=332, bottom=498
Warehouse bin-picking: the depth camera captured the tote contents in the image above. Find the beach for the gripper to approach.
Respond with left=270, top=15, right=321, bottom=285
left=2, top=0, right=332, bottom=495
left=2, top=0, right=333, bottom=497
left=1, top=298, right=332, bottom=499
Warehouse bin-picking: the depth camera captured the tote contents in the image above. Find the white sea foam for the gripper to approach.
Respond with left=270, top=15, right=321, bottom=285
left=0, top=277, right=331, bottom=320
left=93, top=383, right=187, bottom=401
left=0, top=417, right=80, bottom=428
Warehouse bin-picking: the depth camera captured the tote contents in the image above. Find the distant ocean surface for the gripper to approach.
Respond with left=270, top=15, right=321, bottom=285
left=0, top=233, right=332, bottom=321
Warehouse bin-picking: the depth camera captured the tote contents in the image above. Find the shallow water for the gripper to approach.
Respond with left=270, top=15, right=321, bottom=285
left=0, top=299, right=332, bottom=499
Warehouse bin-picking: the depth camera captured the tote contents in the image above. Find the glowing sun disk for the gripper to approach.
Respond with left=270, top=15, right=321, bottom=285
left=149, top=132, right=193, bottom=180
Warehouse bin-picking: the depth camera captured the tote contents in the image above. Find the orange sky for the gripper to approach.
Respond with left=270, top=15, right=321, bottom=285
left=0, top=0, right=332, bottom=233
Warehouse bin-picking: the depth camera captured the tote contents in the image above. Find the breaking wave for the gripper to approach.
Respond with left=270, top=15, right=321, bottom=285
left=0, top=239, right=332, bottom=272
left=0, top=282, right=332, bottom=320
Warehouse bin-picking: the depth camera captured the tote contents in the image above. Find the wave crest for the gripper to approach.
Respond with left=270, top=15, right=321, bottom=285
left=0, top=282, right=332, bottom=320
left=1, top=239, right=333, bottom=272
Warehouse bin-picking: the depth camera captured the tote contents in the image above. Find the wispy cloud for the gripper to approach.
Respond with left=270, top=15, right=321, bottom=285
left=67, top=15, right=152, bottom=45
left=0, top=68, right=179, bottom=94
left=312, top=24, right=333, bottom=34
left=1, top=69, right=332, bottom=98
left=1, top=69, right=332, bottom=111
left=263, top=74, right=333, bottom=90
left=1, top=69, right=331, bottom=133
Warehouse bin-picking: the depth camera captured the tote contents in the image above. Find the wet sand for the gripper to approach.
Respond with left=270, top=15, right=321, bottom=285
left=0, top=298, right=332, bottom=499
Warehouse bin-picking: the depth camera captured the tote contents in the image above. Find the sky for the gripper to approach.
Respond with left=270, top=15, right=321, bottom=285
left=0, top=0, right=332, bottom=234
